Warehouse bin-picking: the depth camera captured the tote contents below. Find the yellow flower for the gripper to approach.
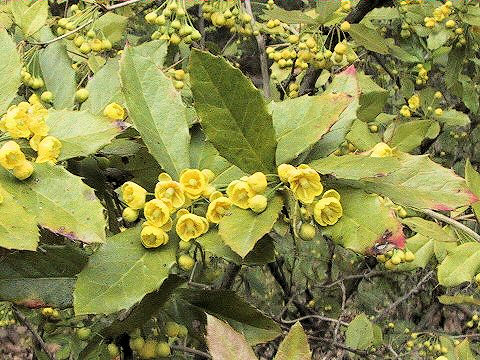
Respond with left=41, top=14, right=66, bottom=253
left=180, top=169, right=207, bottom=199
left=155, top=180, right=185, bottom=208
left=206, top=196, right=232, bottom=223
left=400, top=105, right=411, bottom=118
left=176, top=213, right=208, bottom=242
left=248, top=194, right=268, bottom=213
left=141, top=225, right=169, bottom=248
left=12, top=160, right=34, bottom=180
left=408, top=94, right=420, bottom=110
left=246, top=172, right=267, bottom=194
left=288, top=165, right=323, bottom=204
left=370, top=142, right=393, bottom=158
left=0, top=141, right=26, bottom=170
left=227, top=180, right=255, bottom=209
left=144, top=199, right=170, bottom=227
left=202, top=184, right=216, bottom=198
left=36, top=136, right=62, bottom=164
left=1, top=105, right=31, bottom=139
left=103, top=102, right=125, bottom=120
left=277, top=163, right=296, bottom=183
left=121, top=181, right=147, bottom=209
left=322, top=189, right=341, bottom=200
left=29, top=134, right=44, bottom=151
left=313, top=197, right=343, bottom=226
left=201, top=168, right=215, bottom=183
left=122, top=207, right=139, bottom=222
left=27, top=104, right=49, bottom=136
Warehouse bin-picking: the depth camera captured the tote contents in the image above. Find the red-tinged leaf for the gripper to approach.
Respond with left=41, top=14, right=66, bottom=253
left=206, top=314, right=257, bottom=360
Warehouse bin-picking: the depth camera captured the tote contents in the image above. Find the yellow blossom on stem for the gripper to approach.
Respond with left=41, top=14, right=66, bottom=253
left=248, top=194, right=268, bottom=213
left=314, top=197, right=343, bottom=226
left=0, top=141, right=26, bottom=170
left=206, top=196, right=232, bottom=223
left=144, top=199, right=171, bottom=227
left=226, top=180, right=255, bottom=209
left=36, top=136, right=62, bottom=164
left=288, top=165, right=323, bottom=204
left=277, top=163, right=296, bottom=183
left=12, top=160, right=34, bottom=180
left=141, top=225, right=169, bottom=248
left=370, top=142, right=393, bottom=158
left=176, top=213, right=208, bottom=241
left=103, top=102, right=125, bottom=120
left=155, top=180, right=185, bottom=208
left=179, top=169, right=207, bottom=199
left=408, top=94, right=420, bottom=110
left=121, top=181, right=147, bottom=209
left=246, top=172, right=268, bottom=194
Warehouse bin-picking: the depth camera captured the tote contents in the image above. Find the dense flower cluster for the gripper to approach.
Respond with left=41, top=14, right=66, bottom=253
left=0, top=96, right=62, bottom=180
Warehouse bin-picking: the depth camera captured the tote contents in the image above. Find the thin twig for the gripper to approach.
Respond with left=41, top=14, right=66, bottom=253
left=171, top=344, right=212, bottom=359
left=376, top=270, right=434, bottom=320
left=421, top=209, right=480, bottom=243
left=308, top=335, right=372, bottom=358
left=12, top=306, right=55, bottom=360
left=280, top=314, right=349, bottom=326
left=29, top=19, right=94, bottom=46
left=317, top=270, right=385, bottom=289
left=104, top=0, right=141, bottom=11
left=243, top=0, right=271, bottom=98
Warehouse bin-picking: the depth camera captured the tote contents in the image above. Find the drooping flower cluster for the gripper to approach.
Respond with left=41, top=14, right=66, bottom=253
left=120, top=168, right=276, bottom=249
left=0, top=95, right=62, bottom=178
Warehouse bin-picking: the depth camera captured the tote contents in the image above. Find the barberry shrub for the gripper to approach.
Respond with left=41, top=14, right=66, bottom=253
left=0, top=0, right=479, bottom=359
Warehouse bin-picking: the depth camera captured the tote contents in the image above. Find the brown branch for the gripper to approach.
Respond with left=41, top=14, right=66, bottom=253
left=308, top=335, right=372, bottom=358
left=171, top=344, right=212, bottom=359
left=12, top=306, right=55, bottom=360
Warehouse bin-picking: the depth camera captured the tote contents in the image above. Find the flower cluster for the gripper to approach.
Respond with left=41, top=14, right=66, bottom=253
left=202, top=0, right=259, bottom=37
left=377, top=248, right=415, bottom=270
left=0, top=96, right=62, bottom=180
left=145, top=0, right=201, bottom=45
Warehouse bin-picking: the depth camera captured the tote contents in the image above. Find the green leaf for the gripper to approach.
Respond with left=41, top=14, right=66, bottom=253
left=260, top=6, right=317, bottom=25
left=307, top=66, right=360, bottom=159
left=437, top=242, right=480, bottom=287
left=74, top=226, right=177, bottom=315
left=102, top=275, right=184, bottom=337
left=0, top=164, right=105, bottom=244
left=271, top=93, right=352, bottom=165
left=310, top=154, right=400, bottom=181
left=462, top=6, right=480, bottom=26
left=323, top=189, right=405, bottom=254
left=345, top=120, right=381, bottom=151
left=438, top=294, right=480, bottom=306
left=386, top=120, right=440, bottom=152
left=0, top=244, right=88, bottom=308
left=119, top=44, right=191, bottom=179
left=47, top=109, right=124, bottom=160
left=455, top=339, right=476, bottom=360
left=427, top=29, right=450, bottom=50
left=397, top=234, right=434, bottom=270
left=81, top=58, right=125, bottom=115
left=180, top=289, right=281, bottom=345
left=218, top=195, right=283, bottom=258
left=274, top=322, right=311, bottom=360
left=357, top=72, right=388, bottom=121
left=401, top=217, right=456, bottom=242
left=190, top=49, right=277, bottom=174
left=436, top=109, right=470, bottom=127
left=206, top=314, right=257, bottom=360
left=364, top=7, right=400, bottom=20
left=465, top=159, right=480, bottom=221
left=0, top=29, right=22, bottom=114
left=314, top=153, right=476, bottom=211
left=196, top=230, right=275, bottom=265
left=0, top=186, right=38, bottom=251
left=345, top=314, right=376, bottom=350
left=189, top=128, right=245, bottom=186
left=11, top=0, right=47, bottom=36
left=38, top=28, right=76, bottom=109
left=348, top=24, right=389, bottom=54
left=92, top=13, right=127, bottom=43
left=460, top=77, right=479, bottom=114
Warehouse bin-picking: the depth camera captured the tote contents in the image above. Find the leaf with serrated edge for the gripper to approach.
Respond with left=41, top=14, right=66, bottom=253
left=0, top=187, right=38, bottom=251
left=0, top=29, right=22, bottom=114
left=345, top=314, right=375, bottom=350
left=219, top=195, right=283, bottom=258
left=401, top=217, right=456, bottom=242
left=120, top=45, right=190, bottom=179
left=74, top=226, right=177, bottom=315
left=274, top=322, right=311, bottom=360
left=271, top=93, right=351, bottom=165
left=0, top=164, right=105, bottom=244
left=322, top=189, right=405, bottom=254
left=206, top=314, right=258, bottom=360
left=47, top=110, right=125, bottom=160
left=190, top=49, right=277, bottom=174
left=437, top=242, right=480, bottom=287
